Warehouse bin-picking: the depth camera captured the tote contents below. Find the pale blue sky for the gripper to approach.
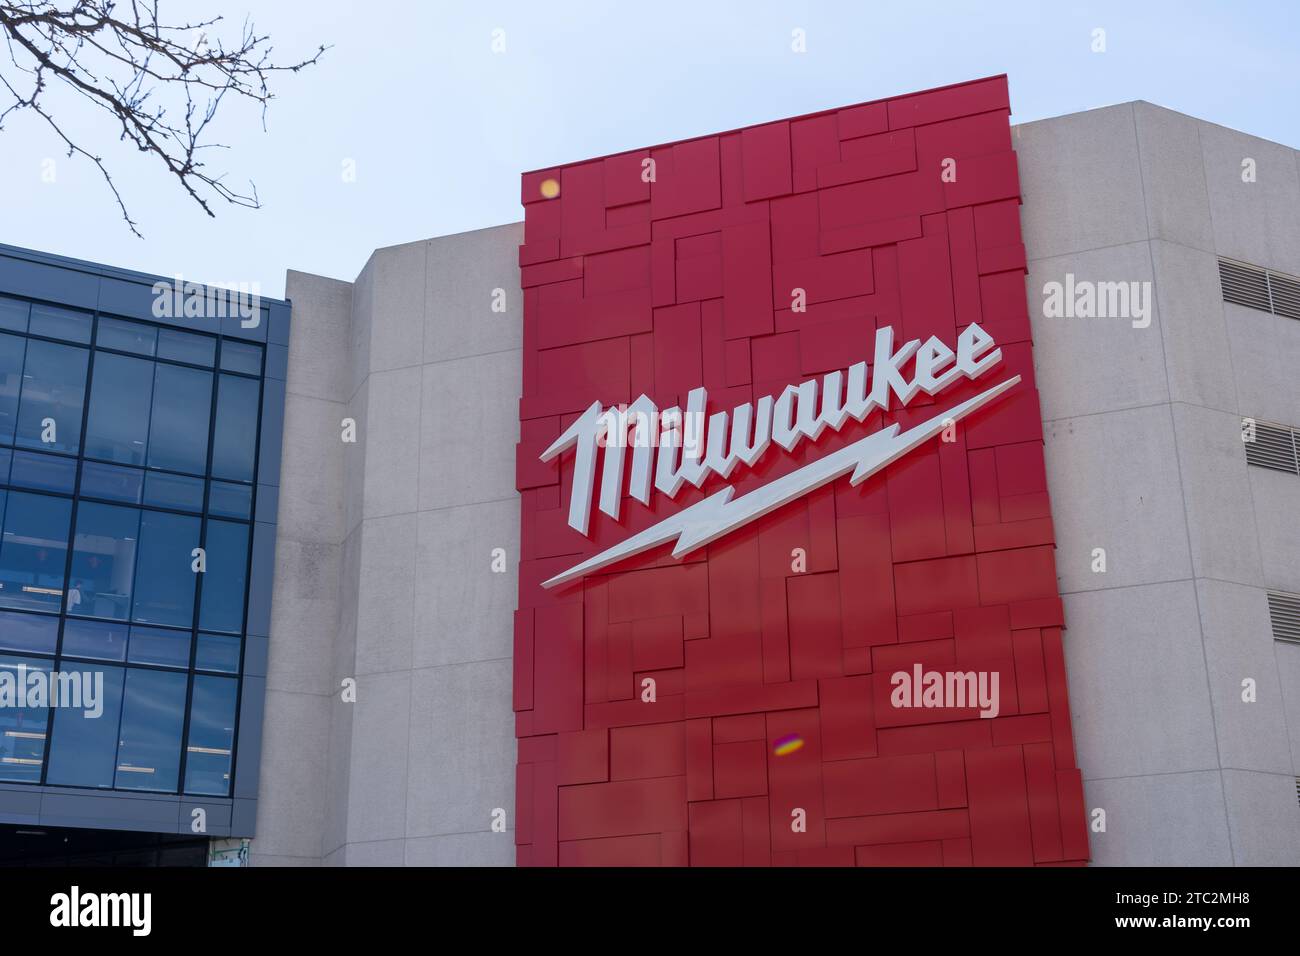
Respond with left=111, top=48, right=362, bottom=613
left=1, top=0, right=1296, bottom=298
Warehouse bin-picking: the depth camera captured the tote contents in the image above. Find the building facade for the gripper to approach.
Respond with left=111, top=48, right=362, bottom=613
left=0, top=243, right=288, bottom=851
left=260, top=88, right=1300, bottom=867
left=2, top=78, right=1299, bottom=866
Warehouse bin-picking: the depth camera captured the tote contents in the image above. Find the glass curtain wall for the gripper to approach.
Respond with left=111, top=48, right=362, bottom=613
left=0, top=295, right=261, bottom=797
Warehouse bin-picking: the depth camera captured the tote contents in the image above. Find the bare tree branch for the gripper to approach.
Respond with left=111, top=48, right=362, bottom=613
left=0, top=1, right=326, bottom=236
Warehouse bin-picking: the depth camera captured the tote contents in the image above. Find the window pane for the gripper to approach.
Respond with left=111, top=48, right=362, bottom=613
left=0, top=332, right=25, bottom=445
left=114, top=668, right=186, bottom=791
left=0, top=448, right=9, bottom=483
left=0, top=490, right=72, bottom=613
left=0, top=297, right=29, bottom=333
left=210, top=375, right=258, bottom=481
left=184, top=675, right=237, bottom=795
left=131, top=510, right=199, bottom=627
left=60, top=618, right=128, bottom=662
left=219, top=340, right=262, bottom=375
left=84, top=351, right=153, bottom=465
left=0, top=656, right=50, bottom=782
left=29, top=304, right=91, bottom=343
left=96, top=317, right=156, bottom=356
left=8, top=450, right=76, bottom=493
left=198, top=519, right=249, bottom=633
left=67, top=501, right=139, bottom=620
left=127, top=625, right=190, bottom=668
left=143, top=471, right=203, bottom=512
left=16, top=340, right=88, bottom=454
left=0, top=607, right=57, bottom=655
left=79, top=461, right=143, bottom=504
left=148, top=363, right=211, bottom=475
left=195, top=633, right=240, bottom=673
left=45, top=664, right=124, bottom=788
left=157, top=329, right=215, bottom=366
left=207, top=481, right=252, bottom=519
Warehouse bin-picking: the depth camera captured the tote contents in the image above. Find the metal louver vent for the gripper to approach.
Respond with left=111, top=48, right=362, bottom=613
left=1295, top=778, right=1300, bottom=809
left=1219, top=259, right=1272, bottom=312
left=1245, top=421, right=1300, bottom=474
left=1269, top=271, right=1300, bottom=320
left=1219, top=257, right=1300, bottom=320
left=1267, top=591, right=1300, bottom=644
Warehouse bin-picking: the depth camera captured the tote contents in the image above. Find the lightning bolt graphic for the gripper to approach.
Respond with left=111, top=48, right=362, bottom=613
left=541, top=375, right=1021, bottom=589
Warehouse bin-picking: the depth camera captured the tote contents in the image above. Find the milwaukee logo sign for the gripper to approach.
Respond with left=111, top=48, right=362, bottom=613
left=540, top=321, right=1017, bottom=588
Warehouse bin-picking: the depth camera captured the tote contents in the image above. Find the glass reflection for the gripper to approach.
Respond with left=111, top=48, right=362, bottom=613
left=0, top=491, right=72, bottom=613
left=67, top=502, right=139, bottom=620
left=184, top=675, right=237, bottom=795
left=0, top=655, right=50, bottom=783
left=114, top=668, right=186, bottom=791
left=45, top=665, right=124, bottom=789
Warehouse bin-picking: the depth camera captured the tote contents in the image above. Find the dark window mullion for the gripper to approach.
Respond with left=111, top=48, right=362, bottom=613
left=176, top=340, right=226, bottom=796
left=224, top=343, right=267, bottom=799
left=40, top=308, right=100, bottom=785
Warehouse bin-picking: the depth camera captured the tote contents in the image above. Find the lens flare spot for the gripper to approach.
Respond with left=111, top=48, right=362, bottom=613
left=772, top=734, right=804, bottom=756
left=539, top=178, right=560, bottom=199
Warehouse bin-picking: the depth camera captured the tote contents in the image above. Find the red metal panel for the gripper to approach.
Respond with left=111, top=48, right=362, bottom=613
left=557, top=728, right=609, bottom=786
left=819, top=675, right=876, bottom=760
left=826, top=808, right=969, bottom=847
left=855, top=840, right=944, bottom=866
left=741, top=122, right=793, bottom=202
left=838, top=101, right=888, bottom=140
left=713, top=740, right=769, bottom=799
left=766, top=708, right=825, bottom=851
left=821, top=128, right=917, bottom=188
left=516, top=75, right=1088, bottom=866
left=786, top=572, right=843, bottom=680
left=942, top=837, right=974, bottom=866
left=559, top=833, right=661, bottom=867
left=685, top=717, right=714, bottom=802
left=935, top=749, right=967, bottom=808
left=651, top=138, right=722, bottom=220
left=558, top=776, right=688, bottom=841
left=1024, top=741, right=1065, bottom=863
left=1012, top=627, right=1050, bottom=714
left=532, top=604, right=583, bottom=734
left=688, top=798, right=744, bottom=866
left=823, top=753, right=937, bottom=817
left=790, top=114, right=839, bottom=193
left=631, top=615, right=684, bottom=672
left=965, top=744, right=1035, bottom=865
left=610, top=722, right=685, bottom=780
left=603, top=151, right=650, bottom=208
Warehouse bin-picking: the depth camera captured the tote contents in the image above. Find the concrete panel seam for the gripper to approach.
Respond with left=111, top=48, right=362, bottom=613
left=1083, top=768, right=1228, bottom=783
left=1122, top=119, right=1236, bottom=851
left=421, top=344, right=524, bottom=370
left=1027, top=233, right=1234, bottom=269
left=1156, top=401, right=1237, bottom=860
left=402, top=252, right=429, bottom=849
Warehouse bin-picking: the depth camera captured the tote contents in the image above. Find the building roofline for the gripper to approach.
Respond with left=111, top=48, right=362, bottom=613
left=0, top=239, right=289, bottom=306
left=1010, top=99, right=1299, bottom=151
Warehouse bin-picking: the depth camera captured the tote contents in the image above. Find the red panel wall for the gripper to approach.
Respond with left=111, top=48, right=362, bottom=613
left=514, top=75, right=1089, bottom=867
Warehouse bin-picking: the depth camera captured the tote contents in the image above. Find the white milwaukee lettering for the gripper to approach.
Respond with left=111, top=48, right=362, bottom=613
left=542, top=322, right=1004, bottom=540
left=541, top=374, right=1020, bottom=588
